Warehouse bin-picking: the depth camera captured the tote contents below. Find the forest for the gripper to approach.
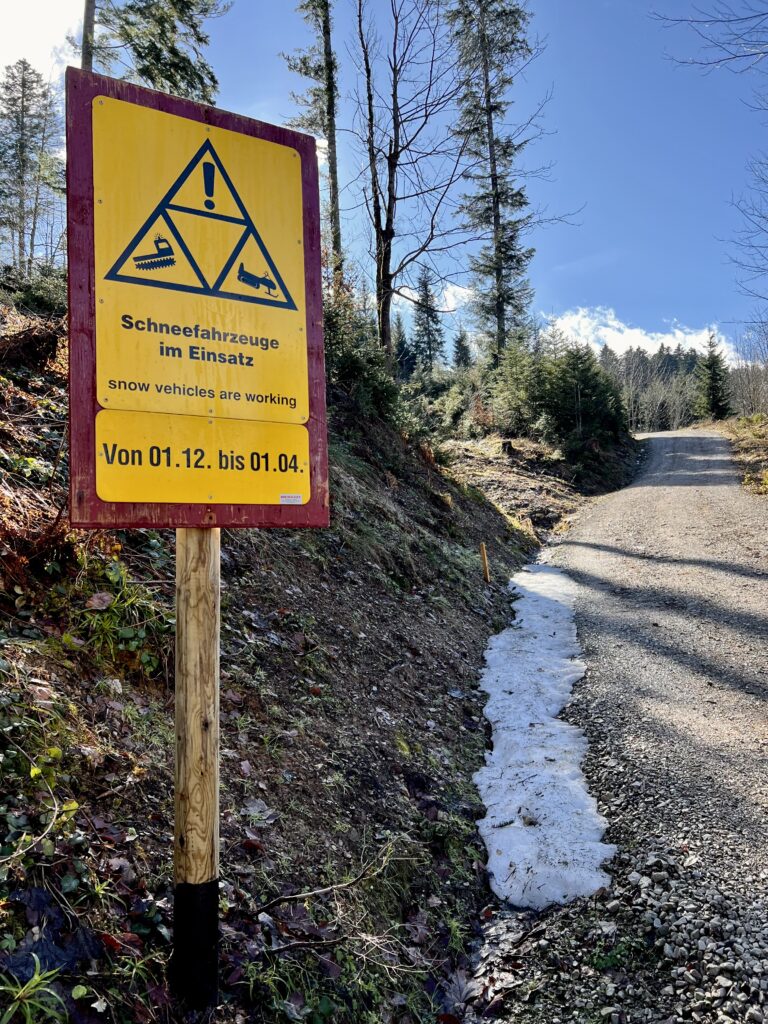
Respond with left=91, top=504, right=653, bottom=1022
left=2, top=2, right=768, bottom=1024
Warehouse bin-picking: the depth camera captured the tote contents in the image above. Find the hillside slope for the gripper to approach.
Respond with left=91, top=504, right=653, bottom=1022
left=0, top=307, right=634, bottom=1023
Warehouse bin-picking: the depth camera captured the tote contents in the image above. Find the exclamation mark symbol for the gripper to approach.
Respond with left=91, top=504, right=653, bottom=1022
left=203, top=162, right=215, bottom=210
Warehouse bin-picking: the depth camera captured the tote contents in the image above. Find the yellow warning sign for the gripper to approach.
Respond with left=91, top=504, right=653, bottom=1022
left=95, top=410, right=311, bottom=504
left=92, top=97, right=309, bottom=425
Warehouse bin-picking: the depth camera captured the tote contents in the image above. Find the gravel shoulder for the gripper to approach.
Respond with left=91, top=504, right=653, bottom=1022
left=468, top=430, right=768, bottom=1024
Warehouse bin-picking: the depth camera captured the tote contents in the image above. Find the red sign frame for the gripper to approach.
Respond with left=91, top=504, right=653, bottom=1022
left=66, top=68, right=329, bottom=529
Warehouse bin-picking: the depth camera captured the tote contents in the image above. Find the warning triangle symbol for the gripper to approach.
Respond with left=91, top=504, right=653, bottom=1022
left=105, top=140, right=297, bottom=311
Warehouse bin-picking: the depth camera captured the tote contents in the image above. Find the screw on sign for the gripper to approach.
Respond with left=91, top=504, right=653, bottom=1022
left=66, top=68, right=329, bottom=1013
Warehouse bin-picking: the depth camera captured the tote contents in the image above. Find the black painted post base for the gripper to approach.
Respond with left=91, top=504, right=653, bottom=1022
left=169, top=879, right=219, bottom=1012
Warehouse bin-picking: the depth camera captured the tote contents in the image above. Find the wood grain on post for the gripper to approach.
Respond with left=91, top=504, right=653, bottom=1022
left=170, top=526, right=220, bottom=1010
left=175, top=526, right=220, bottom=883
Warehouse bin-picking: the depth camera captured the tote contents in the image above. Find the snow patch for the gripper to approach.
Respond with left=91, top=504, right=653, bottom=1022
left=474, top=564, right=615, bottom=909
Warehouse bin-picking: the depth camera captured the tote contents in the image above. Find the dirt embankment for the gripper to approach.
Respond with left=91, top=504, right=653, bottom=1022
left=441, top=433, right=639, bottom=540
left=721, top=414, right=768, bottom=493
left=0, top=306, right=634, bottom=1023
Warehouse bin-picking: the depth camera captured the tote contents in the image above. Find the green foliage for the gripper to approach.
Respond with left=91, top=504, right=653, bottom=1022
left=0, top=264, right=67, bottom=316
left=694, top=333, right=732, bottom=420
left=0, top=664, right=79, bottom=876
left=600, top=341, right=701, bottom=431
left=453, top=327, right=473, bottom=369
left=393, top=311, right=416, bottom=380
left=411, top=267, right=444, bottom=373
left=323, top=276, right=399, bottom=422
left=283, top=0, right=336, bottom=135
left=40, top=554, right=174, bottom=678
left=0, top=956, right=65, bottom=1024
left=536, top=344, right=626, bottom=449
left=449, top=0, right=534, bottom=353
left=489, top=336, right=535, bottom=435
left=91, top=0, right=229, bottom=103
left=0, top=59, right=63, bottom=279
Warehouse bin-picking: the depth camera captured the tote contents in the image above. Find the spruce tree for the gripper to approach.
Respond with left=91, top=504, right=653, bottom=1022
left=449, top=0, right=534, bottom=359
left=598, top=343, right=621, bottom=383
left=393, top=312, right=416, bottom=380
left=453, top=327, right=472, bottom=369
left=411, top=268, right=444, bottom=373
left=694, top=333, right=732, bottom=420
left=540, top=344, right=624, bottom=443
left=283, top=0, right=342, bottom=274
left=82, top=0, right=228, bottom=103
left=0, top=60, right=61, bottom=277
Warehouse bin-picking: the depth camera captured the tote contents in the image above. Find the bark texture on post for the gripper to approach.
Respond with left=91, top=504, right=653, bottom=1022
left=170, top=527, right=220, bottom=1012
left=81, top=0, right=96, bottom=72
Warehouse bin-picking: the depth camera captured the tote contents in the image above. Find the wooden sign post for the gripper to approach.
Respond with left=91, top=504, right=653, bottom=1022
left=169, top=527, right=221, bottom=1007
left=66, top=69, right=328, bottom=1013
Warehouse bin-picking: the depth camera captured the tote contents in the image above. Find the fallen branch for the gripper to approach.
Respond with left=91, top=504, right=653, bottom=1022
left=256, top=842, right=395, bottom=915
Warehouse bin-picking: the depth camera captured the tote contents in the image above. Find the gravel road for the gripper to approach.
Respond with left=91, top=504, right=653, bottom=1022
left=553, top=428, right=768, bottom=879
left=469, top=430, right=768, bottom=1023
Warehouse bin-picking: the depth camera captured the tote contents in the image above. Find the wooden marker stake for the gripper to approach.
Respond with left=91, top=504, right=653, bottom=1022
left=480, top=542, right=491, bottom=584
left=169, top=527, right=221, bottom=1011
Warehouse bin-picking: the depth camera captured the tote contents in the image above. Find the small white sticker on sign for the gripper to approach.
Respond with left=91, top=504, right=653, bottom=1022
left=280, top=494, right=303, bottom=505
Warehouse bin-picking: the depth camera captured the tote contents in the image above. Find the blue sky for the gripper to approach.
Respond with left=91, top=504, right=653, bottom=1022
left=212, top=0, right=761, bottom=354
left=7, top=0, right=765, bottom=354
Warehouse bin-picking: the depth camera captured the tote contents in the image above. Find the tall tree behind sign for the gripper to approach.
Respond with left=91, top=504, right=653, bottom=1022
left=77, top=0, right=230, bottom=103
left=284, top=0, right=343, bottom=278
left=450, top=0, right=537, bottom=362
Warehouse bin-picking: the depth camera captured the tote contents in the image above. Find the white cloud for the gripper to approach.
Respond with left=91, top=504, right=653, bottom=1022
left=392, top=286, right=418, bottom=310
left=442, top=283, right=473, bottom=313
left=549, top=306, right=739, bottom=364
left=1, top=3, right=82, bottom=80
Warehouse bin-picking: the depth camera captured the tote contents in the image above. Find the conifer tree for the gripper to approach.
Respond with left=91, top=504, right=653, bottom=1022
left=449, top=0, right=534, bottom=359
left=393, top=312, right=416, bottom=380
left=598, top=343, right=621, bottom=382
left=541, top=345, right=624, bottom=442
left=453, top=327, right=472, bottom=369
left=80, top=0, right=228, bottom=103
left=694, top=333, right=732, bottom=420
left=0, top=60, right=62, bottom=277
left=283, top=0, right=342, bottom=274
left=412, top=268, right=444, bottom=373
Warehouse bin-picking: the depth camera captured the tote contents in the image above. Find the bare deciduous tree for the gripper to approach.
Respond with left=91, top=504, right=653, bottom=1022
left=354, top=0, right=469, bottom=354
left=661, top=3, right=768, bottom=74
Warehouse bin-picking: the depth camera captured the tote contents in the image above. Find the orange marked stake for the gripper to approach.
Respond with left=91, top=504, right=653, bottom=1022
left=480, top=542, right=491, bottom=584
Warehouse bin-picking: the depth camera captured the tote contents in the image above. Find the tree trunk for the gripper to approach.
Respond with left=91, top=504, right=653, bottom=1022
left=379, top=281, right=393, bottom=356
left=479, top=11, right=505, bottom=360
left=82, top=0, right=96, bottom=72
left=321, top=0, right=342, bottom=275
left=357, top=0, right=390, bottom=353
left=17, top=71, right=28, bottom=276
left=27, top=89, right=53, bottom=277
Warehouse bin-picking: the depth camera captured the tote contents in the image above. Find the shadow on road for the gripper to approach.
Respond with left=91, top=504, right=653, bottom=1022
left=559, top=540, right=767, bottom=582
left=557, top=560, right=768, bottom=703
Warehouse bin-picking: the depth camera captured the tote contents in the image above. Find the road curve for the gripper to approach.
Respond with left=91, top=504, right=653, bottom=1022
left=551, top=429, right=768, bottom=880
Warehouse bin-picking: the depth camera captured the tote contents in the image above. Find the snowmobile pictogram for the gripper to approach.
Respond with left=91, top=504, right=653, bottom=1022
left=133, top=235, right=176, bottom=271
left=237, top=263, right=277, bottom=296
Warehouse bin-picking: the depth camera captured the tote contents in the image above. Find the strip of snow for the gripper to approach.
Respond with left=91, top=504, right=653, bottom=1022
left=474, top=563, right=615, bottom=909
